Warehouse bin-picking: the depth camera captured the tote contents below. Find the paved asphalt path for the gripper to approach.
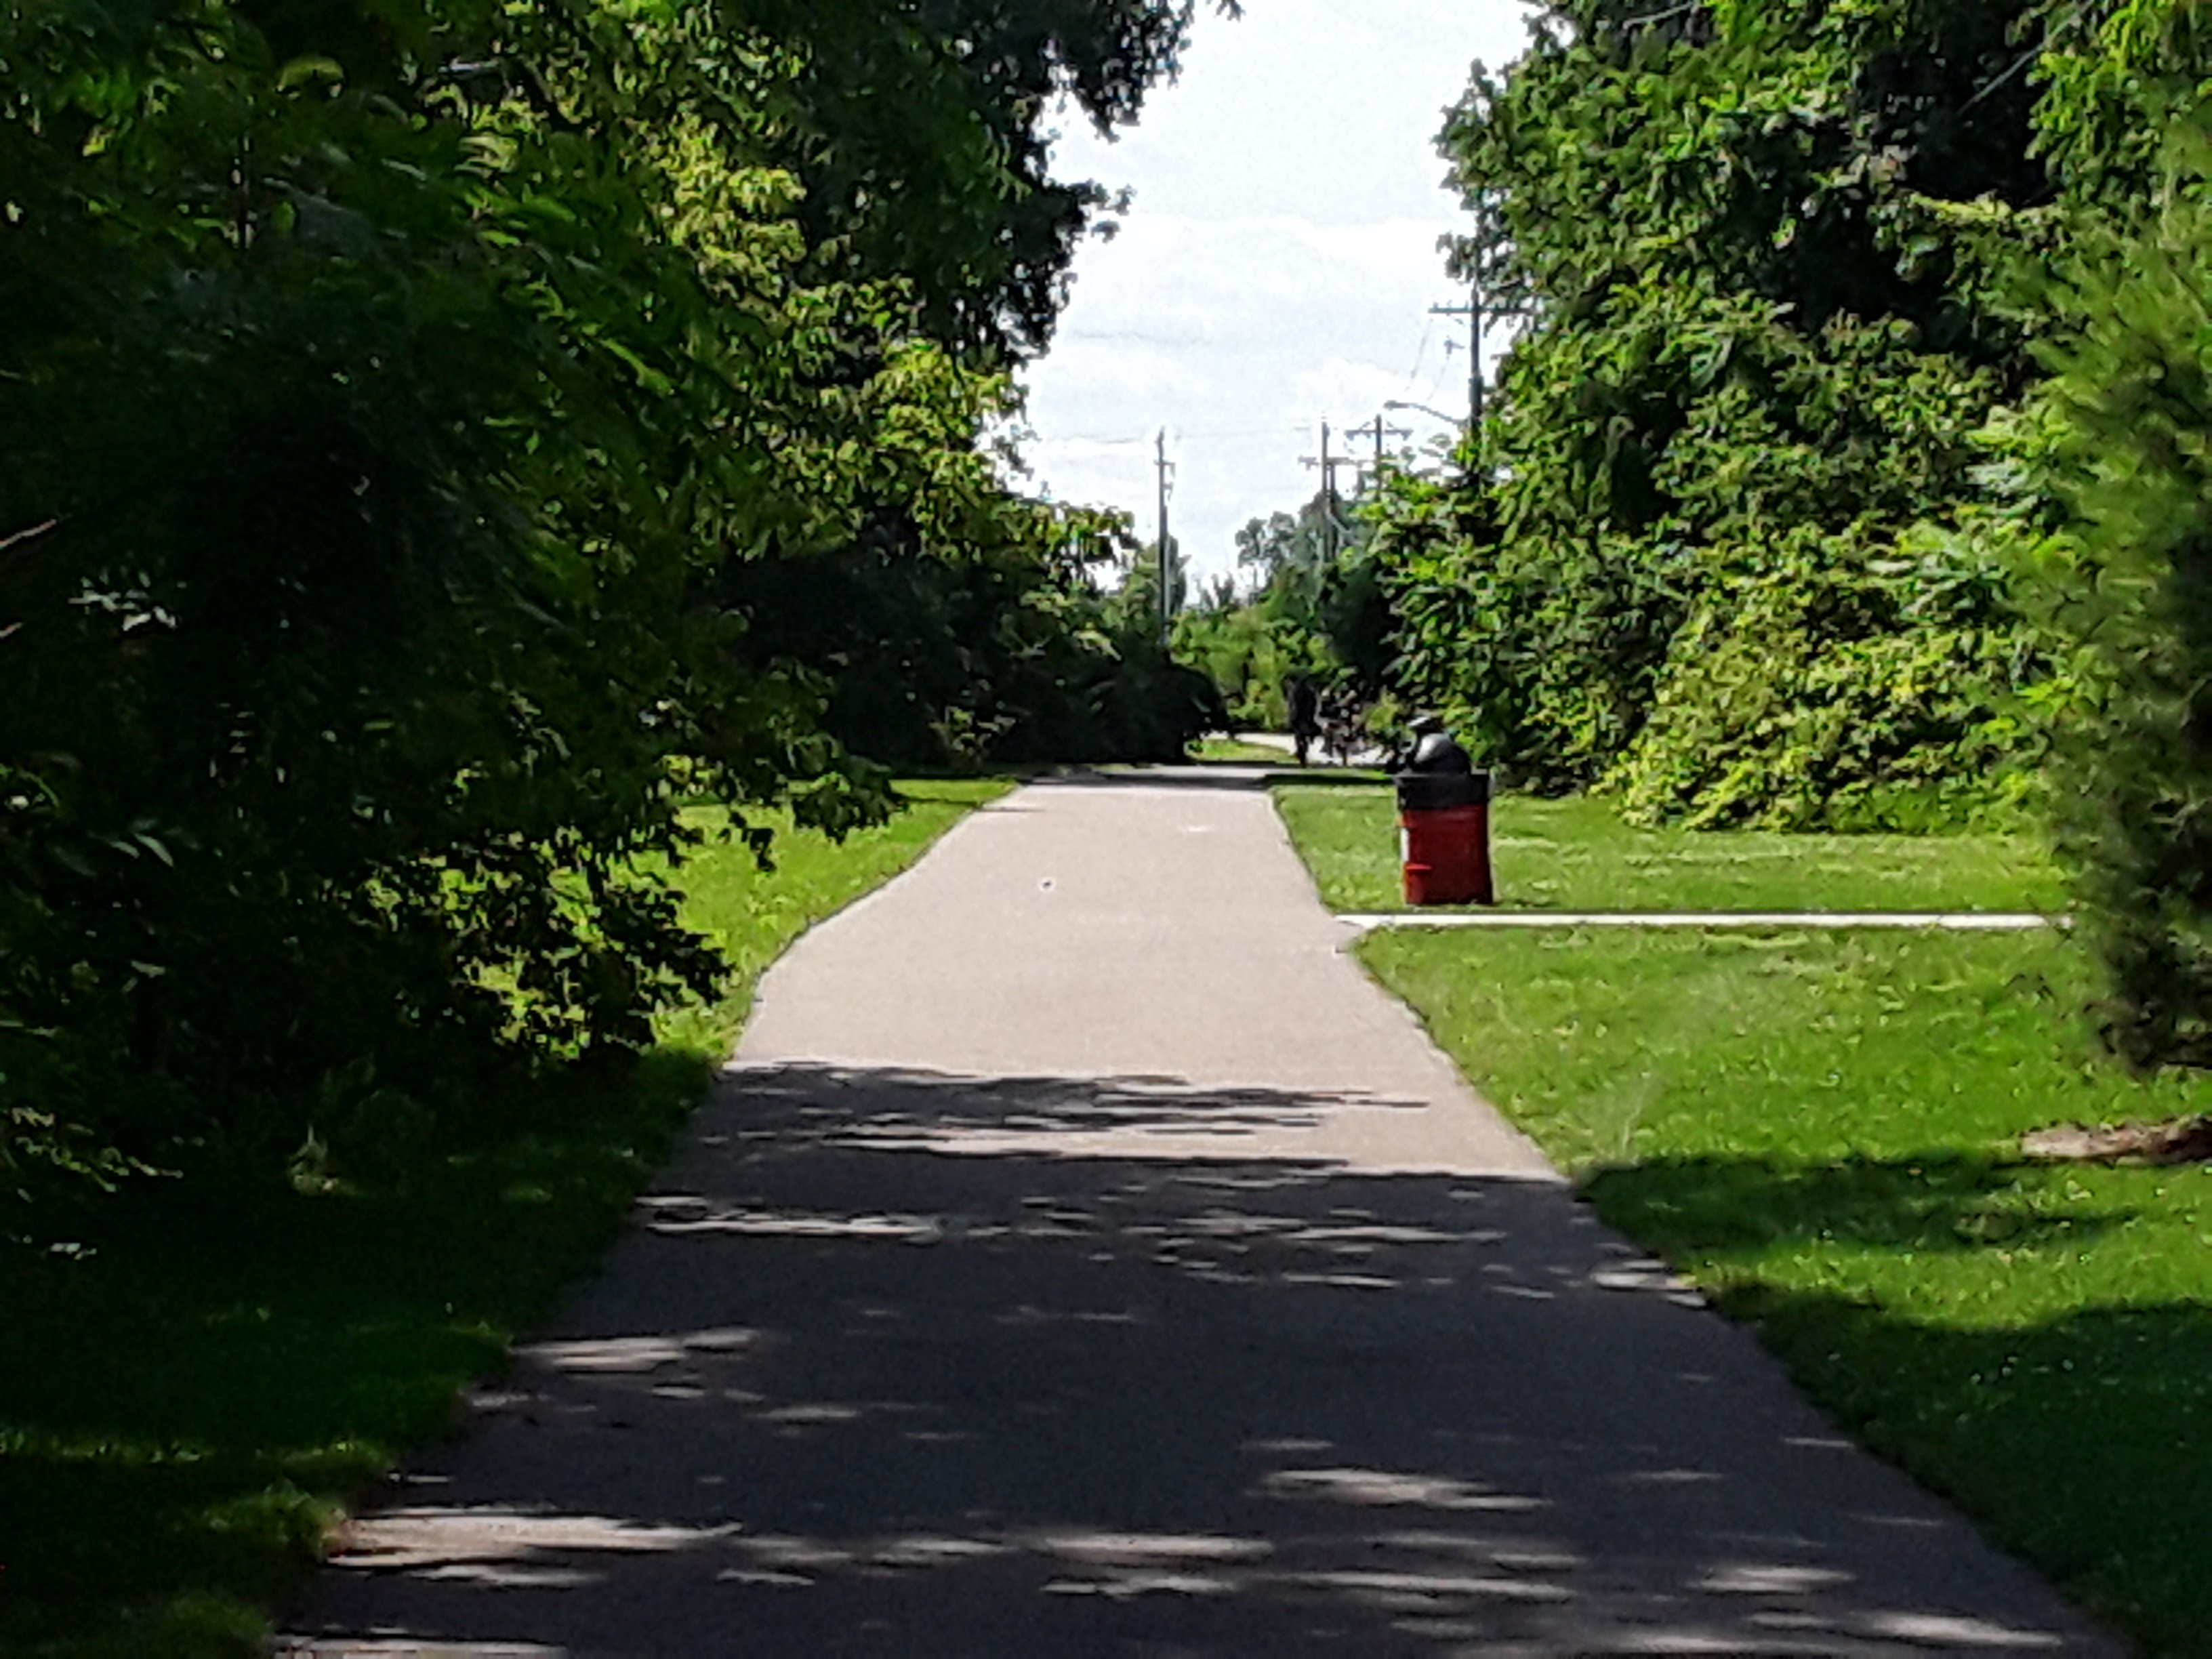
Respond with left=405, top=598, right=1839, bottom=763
left=284, top=769, right=2118, bottom=1657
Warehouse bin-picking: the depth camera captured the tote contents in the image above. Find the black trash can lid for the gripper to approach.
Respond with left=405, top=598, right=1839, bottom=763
left=1396, top=769, right=1490, bottom=811
left=1408, top=729, right=1474, bottom=775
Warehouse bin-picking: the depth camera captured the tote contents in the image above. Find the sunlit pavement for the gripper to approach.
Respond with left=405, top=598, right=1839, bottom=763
left=281, top=769, right=2118, bottom=1656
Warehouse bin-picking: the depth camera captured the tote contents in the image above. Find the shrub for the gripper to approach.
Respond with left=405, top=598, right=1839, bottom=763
left=2022, top=165, right=2212, bottom=1065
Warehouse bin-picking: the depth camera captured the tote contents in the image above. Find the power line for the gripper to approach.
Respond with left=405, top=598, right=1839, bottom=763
left=1605, top=0, right=2077, bottom=117
left=1060, top=328, right=1221, bottom=346
left=1401, top=313, right=1438, bottom=394
left=1610, top=1, right=1706, bottom=29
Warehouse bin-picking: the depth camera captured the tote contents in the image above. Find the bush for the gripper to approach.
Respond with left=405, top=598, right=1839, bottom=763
left=1608, top=529, right=2039, bottom=830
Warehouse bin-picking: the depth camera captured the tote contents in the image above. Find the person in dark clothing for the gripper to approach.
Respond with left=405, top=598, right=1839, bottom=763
left=1286, top=675, right=1322, bottom=766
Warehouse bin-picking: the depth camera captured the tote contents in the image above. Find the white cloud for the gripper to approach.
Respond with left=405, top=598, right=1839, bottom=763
left=1015, top=0, right=1536, bottom=582
left=1018, top=211, right=1483, bottom=572
left=1033, top=333, right=1217, bottom=404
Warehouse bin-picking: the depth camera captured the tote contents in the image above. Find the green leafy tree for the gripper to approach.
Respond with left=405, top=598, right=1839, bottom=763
left=1369, top=0, right=2058, bottom=817
left=1178, top=481, right=1391, bottom=726
left=0, top=0, right=1214, bottom=1189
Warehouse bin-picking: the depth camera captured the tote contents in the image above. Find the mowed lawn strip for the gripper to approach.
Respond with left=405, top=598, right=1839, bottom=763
left=1186, top=735, right=1303, bottom=764
left=1274, top=783, right=2068, bottom=915
left=0, top=779, right=1006, bottom=1659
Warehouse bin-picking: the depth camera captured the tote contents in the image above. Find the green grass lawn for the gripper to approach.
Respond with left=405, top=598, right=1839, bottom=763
left=1276, top=784, right=2068, bottom=914
left=0, top=779, right=1004, bottom=1658
left=1348, top=903, right=2212, bottom=1651
left=1185, top=735, right=1310, bottom=764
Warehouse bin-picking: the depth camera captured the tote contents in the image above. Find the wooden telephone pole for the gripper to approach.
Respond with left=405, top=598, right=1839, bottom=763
left=1430, top=281, right=1484, bottom=430
left=1355, top=413, right=1412, bottom=481
left=1153, top=428, right=1174, bottom=640
left=1299, top=421, right=1358, bottom=560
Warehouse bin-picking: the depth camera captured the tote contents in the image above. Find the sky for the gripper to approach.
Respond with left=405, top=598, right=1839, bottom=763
left=1011, top=0, right=1538, bottom=590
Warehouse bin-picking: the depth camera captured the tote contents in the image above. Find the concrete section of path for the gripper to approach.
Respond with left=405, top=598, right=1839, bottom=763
left=728, top=768, right=1552, bottom=1175
left=283, top=768, right=2117, bottom=1658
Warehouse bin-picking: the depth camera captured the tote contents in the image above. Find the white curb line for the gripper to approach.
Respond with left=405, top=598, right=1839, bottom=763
left=1338, top=910, right=2062, bottom=932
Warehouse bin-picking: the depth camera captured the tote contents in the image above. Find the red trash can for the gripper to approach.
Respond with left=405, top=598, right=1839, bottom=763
left=1396, top=760, right=1493, bottom=907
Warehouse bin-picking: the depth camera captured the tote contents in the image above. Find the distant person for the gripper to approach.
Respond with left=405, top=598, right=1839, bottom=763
left=1286, top=675, right=1321, bottom=766
left=1319, top=687, right=1359, bottom=765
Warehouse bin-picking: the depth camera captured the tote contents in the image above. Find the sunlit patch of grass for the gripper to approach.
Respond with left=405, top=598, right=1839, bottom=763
left=1358, top=923, right=2212, bottom=1653
left=1186, top=736, right=1296, bottom=764
left=1276, top=785, right=2066, bottom=914
left=0, top=779, right=1005, bottom=1656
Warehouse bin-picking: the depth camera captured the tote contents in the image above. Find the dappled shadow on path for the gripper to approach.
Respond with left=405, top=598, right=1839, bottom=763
left=1576, top=1149, right=2212, bottom=1655
left=283, top=1066, right=2112, bottom=1657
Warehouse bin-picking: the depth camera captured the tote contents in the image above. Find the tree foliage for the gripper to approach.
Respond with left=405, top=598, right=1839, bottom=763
left=1372, top=0, right=2058, bottom=822
left=1176, top=484, right=1390, bottom=727
left=2018, top=180, right=2212, bottom=1065
left=0, top=0, right=1212, bottom=1189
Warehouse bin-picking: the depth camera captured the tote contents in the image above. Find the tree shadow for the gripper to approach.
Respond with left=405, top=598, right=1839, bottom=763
left=0, top=1056, right=707, bottom=1652
left=1574, top=1149, right=2212, bottom=1655
left=279, top=1065, right=2121, bottom=1656
left=1583, top=1151, right=2139, bottom=1260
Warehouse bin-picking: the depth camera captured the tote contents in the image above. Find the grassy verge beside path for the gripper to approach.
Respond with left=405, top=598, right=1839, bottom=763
left=0, top=779, right=1006, bottom=1658
left=1185, top=735, right=1307, bottom=765
left=1360, top=925, right=2212, bottom=1652
left=1274, top=782, right=2210, bottom=1652
left=1276, top=784, right=2066, bottom=914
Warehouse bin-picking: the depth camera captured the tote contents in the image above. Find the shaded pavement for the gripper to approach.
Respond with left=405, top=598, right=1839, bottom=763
left=283, top=769, right=2117, bottom=1656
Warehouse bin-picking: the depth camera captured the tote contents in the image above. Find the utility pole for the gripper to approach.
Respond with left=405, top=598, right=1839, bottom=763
left=1298, top=420, right=1357, bottom=562
left=1430, top=280, right=1484, bottom=430
left=1356, top=413, right=1412, bottom=482
left=1319, top=419, right=1334, bottom=562
left=1153, top=427, right=1174, bottom=640
left=1433, top=188, right=1517, bottom=436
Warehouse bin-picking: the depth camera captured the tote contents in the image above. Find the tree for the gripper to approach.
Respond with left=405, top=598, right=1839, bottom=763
left=1368, top=0, right=2060, bottom=820
left=0, top=0, right=1216, bottom=1189
left=1180, top=482, right=1387, bottom=726
left=1978, top=5, right=2212, bottom=1068
left=2022, top=174, right=2212, bottom=1065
